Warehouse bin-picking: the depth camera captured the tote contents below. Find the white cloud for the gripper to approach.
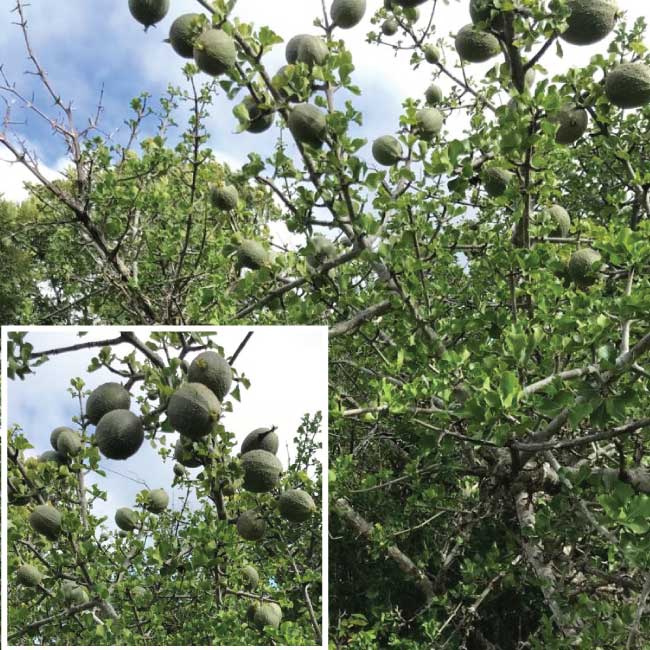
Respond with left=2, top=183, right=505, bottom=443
left=0, top=157, right=63, bottom=203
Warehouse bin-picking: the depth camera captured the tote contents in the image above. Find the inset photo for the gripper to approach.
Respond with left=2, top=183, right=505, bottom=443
left=3, top=327, right=326, bottom=647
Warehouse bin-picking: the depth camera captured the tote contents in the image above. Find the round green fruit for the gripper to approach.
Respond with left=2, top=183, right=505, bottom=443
left=415, top=107, right=443, bottom=140
left=254, top=602, right=283, bottom=629
left=372, top=135, right=403, bottom=166
left=188, top=351, right=233, bottom=401
left=29, top=504, right=62, bottom=539
left=169, top=13, right=202, bottom=58
left=236, top=240, right=272, bottom=271
left=174, top=436, right=203, bottom=468
left=605, top=63, right=650, bottom=109
left=296, top=35, right=329, bottom=67
left=173, top=462, right=187, bottom=477
left=545, top=205, right=571, bottom=237
left=246, top=602, right=260, bottom=622
left=285, top=34, right=310, bottom=64
left=193, top=29, right=236, bottom=77
left=39, top=450, right=68, bottom=465
left=425, top=83, right=443, bottom=105
left=167, top=382, right=221, bottom=440
left=382, top=18, right=399, bottom=36
left=86, top=382, right=131, bottom=425
left=17, top=564, right=43, bottom=587
left=50, top=426, right=75, bottom=451
left=423, top=44, right=440, bottom=64
left=288, top=103, right=327, bottom=148
left=240, top=95, right=275, bottom=134
left=469, top=0, right=505, bottom=27
left=69, top=586, right=89, bottom=605
left=115, top=507, right=138, bottom=532
left=331, top=0, right=367, bottom=29
left=128, top=0, right=169, bottom=28
left=561, top=0, right=618, bottom=46
left=241, top=427, right=280, bottom=455
left=455, top=24, right=500, bottom=63
left=568, top=248, right=602, bottom=286
left=95, top=409, right=144, bottom=460
left=210, top=185, right=239, bottom=211
left=554, top=104, right=588, bottom=145
left=241, top=450, right=283, bottom=493
left=146, top=488, right=169, bottom=513
left=278, top=488, right=317, bottom=522
left=237, top=509, right=266, bottom=541
left=307, top=235, right=337, bottom=269
left=62, top=579, right=77, bottom=601
left=242, top=565, right=259, bottom=589
left=222, top=478, right=242, bottom=496
left=56, top=429, right=81, bottom=457
left=483, top=167, right=513, bottom=197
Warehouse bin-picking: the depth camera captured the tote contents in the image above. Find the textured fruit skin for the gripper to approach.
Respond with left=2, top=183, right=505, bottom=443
left=242, top=565, right=259, bottom=589
left=423, top=44, right=440, bottom=64
left=241, top=450, right=283, bottom=492
left=86, top=382, right=131, bottom=425
left=188, top=351, right=233, bottom=401
left=455, top=24, right=500, bottom=63
left=39, top=450, right=68, bottom=465
left=561, top=0, right=618, bottom=46
left=331, top=0, right=367, bottom=29
left=241, top=427, right=280, bottom=455
left=296, top=35, right=329, bottom=67
left=285, top=34, right=310, bottom=64
left=469, top=0, right=505, bottom=27
left=554, top=104, right=589, bottom=144
left=146, top=488, right=169, bottom=513
left=237, top=509, right=266, bottom=541
left=69, top=586, right=89, bottom=604
left=174, top=436, right=203, bottom=468
left=128, top=0, right=169, bottom=28
left=382, top=18, right=399, bottom=36
left=173, top=462, right=187, bottom=477
left=57, top=430, right=81, bottom=457
left=169, top=13, right=201, bottom=58
left=288, top=104, right=327, bottom=148
left=568, top=248, right=602, bottom=286
left=17, top=564, right=43, bottom=587
left=278, top=489, right=317, bottom=522
left=96, top=409, right=145, bottom=460
left=50, top=426, right=74, bottom=450
left=254, top=602, right=283, bottom=629
left=193, top=29, right=236, bottom=76
left=210, top=185, right=239, bottom=211
left=246, top=602, right=260, bottom=622
left=605, top=63, right=650, bottom=109
left=546, top=205, right=571, bottom=237
left=115, top=507, right=138, bottom=531
left=167, top=383, right=221, bottom=440
left=29, top=504, right=62, bottom=539
left=241, top=95, right=274, bottom=134
left=372, top=135, right=403, bottom=166
left=237, top=240, right=272, bottom=271
left=62, top=579, right=77, bottom=601
left=415, top=107, right=443, bottom=139
left=483, top=167, right=513, bottom=197
left=425, top=83, right=443, bottom=105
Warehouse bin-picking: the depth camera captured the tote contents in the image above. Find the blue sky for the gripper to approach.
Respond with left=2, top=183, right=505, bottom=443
left=3, top=1, right=648, bottom=205
left=6, top=327, right=327, bottom=529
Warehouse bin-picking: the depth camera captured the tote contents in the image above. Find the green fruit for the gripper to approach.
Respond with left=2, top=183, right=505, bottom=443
left=483, top=167, right=513, bottom=197
left=56, top=430, right=81, bottom=457
left=331, top=0, right=367, bottom=29
left=307, top=235, right=337, bottom=269
left=86, top=382, right=131, bottom=425
left=296, top=35, right=329, bottom=67
left=425, top=83, right=443, bottom=105
left=605, top=63, right=650, bottom=109
left=372, top=135, right=403, bottom=166
left=50, top=426, right=74, bottom=451
left=222, top=478, right=242, bottom=496
left=241, top=450, right=283, bottom=493
left=62, top=579, right=77, bottom=600
left=246, top=602, right=260, bottom=622
left=210, top=185, right=239, bottom=211
left=545, top=205, right=571, bottom=237
left=241, top=427, right=280, bottom=455
left=272, top=65, right=300, bottom=102
left=568, top=248, right=602, bottom=286
left=17, top=564, right=43, bottom=587
left=146, top=488, right=169, bottom=513
left=173, top=462, right=187, bottom=477
left=169, top=13, right=202, bottom=58
left=415, top=107, right=444, bottom=139
left=128, top=0, right=169, bottom=28
left=174, top=436, right=203, bottom=468
left=254, top=602, right=283, bottom=629
left=70, top=586, right=89, bottom=605
left=392, top=0, right=427, bottom=6
left=167, top=383, right=221, bottom=440
left=115, top=507, right=138, bottom=531
left=455, top=24, right=500, bottom=63
left=240, top=95, right=275, bottom=134
left=237, top=240, right=272, bottom=271
left=285, top=34, right=310, bottom=64
left=237, top=509, right=266, bottom=541
left=554, top=104, right=588, bottom=145
left=561, top=0, right=618, bottom=46
left=469, top=0, right=505, bottom=27
left=29, top=504, right=62, bottom=539
left=95, top=409, right=144, bottom=460
left=423, top=44, right=440, bottom=64
left=39, top=450, right=68, bottom=465
left=188, top=351, right=233, bottom=400
left=278, top=489, right=317, bottom=522
left=382, top=18, right=399, bottom=36
left=132, top=586, right=148, bottom=600
left=193, top=29, right=236, bottom=77
left=288, top=103, right=327, bottom=148
left=242, top=565, right=259, bottom=589
left=403, top=7, right=420, bottom=22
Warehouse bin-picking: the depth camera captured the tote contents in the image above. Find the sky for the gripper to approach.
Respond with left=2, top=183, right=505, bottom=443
left=1, top=0, right=649, bottom=206
left=5, top=327, right=327, bottom=529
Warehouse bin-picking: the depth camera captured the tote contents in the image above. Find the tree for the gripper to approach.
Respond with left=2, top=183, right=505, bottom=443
left=7, top=331, right=322, bottom=645
left=1, top=0, right=650, bottom=647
